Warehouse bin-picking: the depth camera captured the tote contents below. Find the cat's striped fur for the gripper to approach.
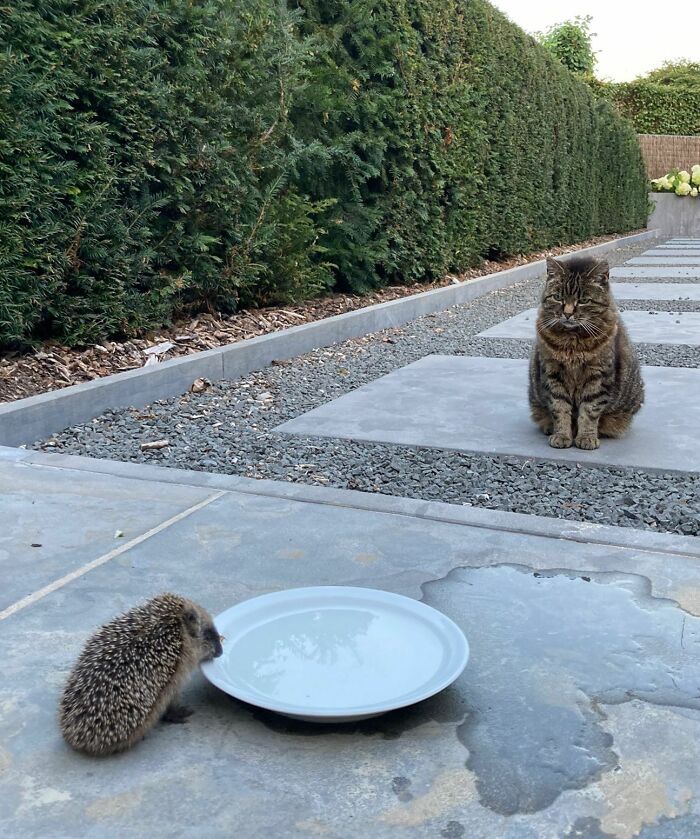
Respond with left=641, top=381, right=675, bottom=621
left=528, top=256, right=644, bottom=450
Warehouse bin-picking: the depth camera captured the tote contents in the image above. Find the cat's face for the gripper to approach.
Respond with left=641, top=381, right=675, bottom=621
left=540, top=257, right=613, bottom=336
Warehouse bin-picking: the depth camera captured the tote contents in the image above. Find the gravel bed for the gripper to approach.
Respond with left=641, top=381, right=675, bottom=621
left=37, top=237, right=700, bottom=536
left=617, top=299, right=700, bottom=312
left=449, top=337, right=700, bottom=369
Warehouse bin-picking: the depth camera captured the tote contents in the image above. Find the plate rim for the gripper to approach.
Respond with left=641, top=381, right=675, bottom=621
left=201, top=585, right=469, bottom=719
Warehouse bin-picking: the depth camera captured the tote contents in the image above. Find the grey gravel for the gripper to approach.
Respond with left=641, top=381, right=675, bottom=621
left=36, top=237, right=700, bottom=536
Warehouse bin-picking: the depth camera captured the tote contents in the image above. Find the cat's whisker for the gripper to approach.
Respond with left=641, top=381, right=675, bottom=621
left=579, top=318, right=602, bottom=337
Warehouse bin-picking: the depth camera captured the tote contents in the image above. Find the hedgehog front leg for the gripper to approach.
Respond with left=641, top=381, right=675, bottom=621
left=162, top=702, right=194, bottom=724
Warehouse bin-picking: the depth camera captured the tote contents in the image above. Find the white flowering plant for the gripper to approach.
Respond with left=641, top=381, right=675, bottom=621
left=651, top=164, right=700, bottom=196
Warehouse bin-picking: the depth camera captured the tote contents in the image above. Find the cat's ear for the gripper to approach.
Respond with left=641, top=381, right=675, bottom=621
left=588, top=259, right=609, bottom=286
left=545, top=257, right=565, bottom=280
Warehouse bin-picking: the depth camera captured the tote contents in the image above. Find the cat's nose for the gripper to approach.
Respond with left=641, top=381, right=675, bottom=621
left=563, top=303, right=575, bottom=316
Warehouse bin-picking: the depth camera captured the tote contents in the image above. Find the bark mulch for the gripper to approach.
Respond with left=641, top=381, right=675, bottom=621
left=0, top=232, right=642, bottom=404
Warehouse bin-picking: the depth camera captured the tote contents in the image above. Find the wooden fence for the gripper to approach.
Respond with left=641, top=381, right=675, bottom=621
left=638, top=134, right=700, bottom=178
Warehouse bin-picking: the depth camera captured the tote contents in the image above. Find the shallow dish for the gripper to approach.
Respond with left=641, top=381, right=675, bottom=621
left=201, top=586, right=469, bottom=722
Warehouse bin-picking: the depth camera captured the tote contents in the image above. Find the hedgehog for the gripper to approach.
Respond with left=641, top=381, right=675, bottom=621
left=59, top=593, right=223, bottom=756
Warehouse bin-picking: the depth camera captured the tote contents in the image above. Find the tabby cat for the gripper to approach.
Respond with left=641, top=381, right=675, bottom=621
left=528, top=256, right=644, bottom=450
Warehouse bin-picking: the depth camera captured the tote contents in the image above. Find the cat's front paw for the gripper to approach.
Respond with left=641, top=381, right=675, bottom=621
left=575, top=434, right=600, bottom=450
left=549, top=433, right=573, bottom=449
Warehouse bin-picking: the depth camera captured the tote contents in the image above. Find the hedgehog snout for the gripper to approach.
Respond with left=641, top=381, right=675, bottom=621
left=211, top=635, right=224, bottom=659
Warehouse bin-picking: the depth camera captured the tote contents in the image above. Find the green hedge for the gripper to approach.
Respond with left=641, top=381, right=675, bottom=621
left=588, top=77, right=700, bottom=135
left=0, top=0, right=648, bottom=349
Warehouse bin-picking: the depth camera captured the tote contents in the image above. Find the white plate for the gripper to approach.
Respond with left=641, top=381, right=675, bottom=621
left=201, top=586, right=469, bottom=722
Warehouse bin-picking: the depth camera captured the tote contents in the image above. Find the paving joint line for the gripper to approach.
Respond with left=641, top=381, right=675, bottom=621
left=11, top=455, right=700, bottom=561
left=0, top=489, right=227, bottom=622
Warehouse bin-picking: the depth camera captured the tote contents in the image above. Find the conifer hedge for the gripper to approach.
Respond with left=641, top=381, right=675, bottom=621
left=0, top=0, right=648, bottom=349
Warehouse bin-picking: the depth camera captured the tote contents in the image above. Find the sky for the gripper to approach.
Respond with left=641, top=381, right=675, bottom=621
left=491, top=0, right=700, bottom=82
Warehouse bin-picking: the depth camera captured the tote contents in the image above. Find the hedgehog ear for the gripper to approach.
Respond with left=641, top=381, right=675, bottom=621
left=183, top=608, right=201, bottom=636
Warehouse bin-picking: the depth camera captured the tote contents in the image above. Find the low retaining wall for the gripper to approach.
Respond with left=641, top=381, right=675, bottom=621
left=0, top=229, right=658, bottom=447
left=648, top=193, right=700, bottom=236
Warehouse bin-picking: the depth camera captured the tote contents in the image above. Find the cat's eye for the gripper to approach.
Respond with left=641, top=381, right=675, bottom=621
left=547, top=297, right=562, bottom=304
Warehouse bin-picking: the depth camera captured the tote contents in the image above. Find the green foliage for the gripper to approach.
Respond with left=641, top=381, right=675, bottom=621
left=589, top=62, right=700, bottom=135
left=0, top=0, right=648, bottom=349
left=0, top=0, right=332, bottom=347
left=644, top=61, right=700, bottom=91
left=535, top=16, right=596, bottom=75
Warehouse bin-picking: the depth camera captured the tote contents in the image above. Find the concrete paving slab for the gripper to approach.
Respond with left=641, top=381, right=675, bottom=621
left=644, top=249, right=700, bottom=255
left=1, top=457, right=700, bottom=838
left=628, top=256, right=700, bottom=265
left=642, top=249, right=700, bottom=256
left=0, top=461, right=215, bottom=611
left=611, top=282, right=700, bottom=301
left=278, top=356, right=700, bottom=473
left=478, top=308, right=700, bottom=345
left=11, top=446, right=700, bottom=558
left=612, top=266, right=700, bottom=278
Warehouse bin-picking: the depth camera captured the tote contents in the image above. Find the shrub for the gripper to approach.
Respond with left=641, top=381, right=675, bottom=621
left=0, top=0, right=648, bottom=349
left=0, top=0, right=332, bottom=347
left=651, top=165, right=700, bottom=197
left=292, top=0, right=647, bottom=287
left=589, top=62, right=700, bottom=135
left=535, top=15, right=596, bottom=75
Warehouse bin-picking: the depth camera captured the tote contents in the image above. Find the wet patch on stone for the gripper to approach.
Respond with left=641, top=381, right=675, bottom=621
left=421, top=564, right=700, bottom=816
left=564, top=817, right=615, bottom=838
left=391, top=776, right=413, bottom=802
left=247, top=685, right=467, bottom=740
left=635, top=814, right=700, bottom=837
left=440, top=820, right=466, bottom=838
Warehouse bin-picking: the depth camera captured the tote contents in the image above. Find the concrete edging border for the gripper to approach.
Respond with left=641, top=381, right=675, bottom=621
left=5, top=444, right=698, bottom=558
left=0, top=229, right=658, bottom=446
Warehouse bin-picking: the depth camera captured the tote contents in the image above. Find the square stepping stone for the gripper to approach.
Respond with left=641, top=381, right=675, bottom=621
left=612, top=267, right=700, bottom=278
left=643, top=249, right=700, bottom=256
left=611, top=283, right=700, bottom=301
left=478, top=309, right=700, bottom=345
left=628, top=257, right=700, bottom=265
left=277, top=356, right=700, bottom=473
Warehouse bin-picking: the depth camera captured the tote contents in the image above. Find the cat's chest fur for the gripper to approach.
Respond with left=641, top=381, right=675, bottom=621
left=538, top=332, right=615, bottom=398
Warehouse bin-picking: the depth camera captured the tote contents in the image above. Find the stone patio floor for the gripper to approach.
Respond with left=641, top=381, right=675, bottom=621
left=2, top=238, right=700, bottom=838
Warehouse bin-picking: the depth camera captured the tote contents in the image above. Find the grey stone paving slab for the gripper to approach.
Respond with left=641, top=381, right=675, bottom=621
left=612, top=266, right=700, bottom=278
left=1, top=457, right=700, bottom=838
left=278, top=356, right=700, bottom=474
left=0, top=461, right=214, bottom=611
left=611, top=283, right=700, bottom=301
left=10, top=446, right=700, bottom=558
left=643, top=249, right=700, bottom=256
left=628, top=256, right=700, bottom=265
left=478, top=308, right=700, bottom=345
